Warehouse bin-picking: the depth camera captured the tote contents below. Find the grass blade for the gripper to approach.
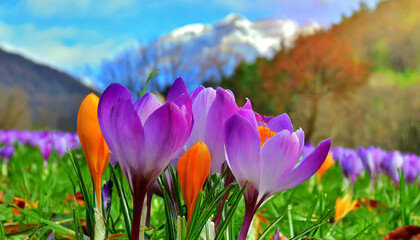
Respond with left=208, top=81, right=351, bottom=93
left=350, top=223, right=373, bottom=240
left=110, top=164, right=132, bottom=239
left=257, top=213, right=285, bottom=240
left=290, top=220, right=329, bottom=240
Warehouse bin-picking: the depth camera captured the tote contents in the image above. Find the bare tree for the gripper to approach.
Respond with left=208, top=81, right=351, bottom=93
left=0, top=84, right=32, bottom=129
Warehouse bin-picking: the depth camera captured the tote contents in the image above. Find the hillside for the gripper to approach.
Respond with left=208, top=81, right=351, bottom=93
left=0, top=48, right=98, bottom=130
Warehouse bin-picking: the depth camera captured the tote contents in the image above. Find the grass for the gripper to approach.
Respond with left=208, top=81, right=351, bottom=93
left=0, top=145, right=419, bottom=239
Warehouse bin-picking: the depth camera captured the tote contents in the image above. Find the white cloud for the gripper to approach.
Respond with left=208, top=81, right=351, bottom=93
left=0, top=21, right=136, bottom=71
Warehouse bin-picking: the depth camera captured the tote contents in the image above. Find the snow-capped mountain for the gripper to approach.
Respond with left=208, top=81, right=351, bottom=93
left=97, top=14, right=320, bottom=93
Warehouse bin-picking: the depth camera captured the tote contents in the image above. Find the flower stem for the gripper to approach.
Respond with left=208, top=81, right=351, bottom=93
left=146, top=192, right=153, bottom=227
left=94, top=177, right=102, bottom=214
left=131, top=191, right=146, bottom=240
left=238, top=208, right=255, bottom=240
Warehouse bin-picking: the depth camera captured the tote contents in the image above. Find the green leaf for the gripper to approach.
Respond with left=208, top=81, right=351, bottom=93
left=8, top=205, right=88, bottom=239
left=398, top=168, right=409, bottom=225
left=215, top=181, right=248, bottom=240
left=157, top=175, right=177, bottom=240
left=138, top=69, right=159, bottom=97
left=67, top=149, right=95, bottom=238
left=0, top=221, right=5, bottom=237
left=304, top=194, right=318, bottom=229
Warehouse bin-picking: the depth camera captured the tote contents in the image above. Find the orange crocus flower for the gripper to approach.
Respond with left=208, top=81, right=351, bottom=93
left=77, top=93, right=110, bottom=212
left=177, top=142, right=211, bottom=222
left=316, top=152, right=334, bottom=180
left=334, top=195, right=358, bottom=223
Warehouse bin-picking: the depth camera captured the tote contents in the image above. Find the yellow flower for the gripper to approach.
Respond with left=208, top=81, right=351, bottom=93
left=316, top=152, right=334, bottom=180
left=177, top=142, right=211, bottom=222
left=77, top=93, right=110, bottom=212
left=334, top=195, right=358, bottom=223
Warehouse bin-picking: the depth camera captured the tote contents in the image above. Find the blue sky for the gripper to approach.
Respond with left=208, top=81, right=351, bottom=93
left=0, top=0, right=380, bottom=74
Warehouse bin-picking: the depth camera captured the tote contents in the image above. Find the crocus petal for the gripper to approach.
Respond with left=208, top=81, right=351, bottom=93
left=259, top=130, right=300, bottom=196
left=205, top=88, right=239, bottom=173
left=266, top=113, right=293, bottom=133
left=277, top=138, right=331, bottom=192
left=238, top=109, right=259, bottom=130
left=98, top=83, right=144, bottom=191
left=167, top=77, right=189, bottom=103
left=141, top=102, right=191, bottom=181
left=295, top=128, right=305, bottom=156
left=186, top=88, right=216, bottom=147
left=134, top=93, right=162, bottom=124
left=241, top=98, right=252, bottom=110
left=225, top=113, right=261, bottom=188
left=109, top=153, right=117, bottom=167
left=334, top=195, right=357, bottom=223
left=190, top=85, right=205, bottom=102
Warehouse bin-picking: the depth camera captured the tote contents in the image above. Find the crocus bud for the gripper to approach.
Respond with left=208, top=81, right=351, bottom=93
left=102, top=179, right=113, bottom=219
left=77, top=93, right=110, bottom=212
left=334, top=195, right=357, bottom=223
left=177, top=142, right=211, bottom=222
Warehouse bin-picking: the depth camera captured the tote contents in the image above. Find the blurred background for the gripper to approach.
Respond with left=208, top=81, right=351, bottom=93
left=1, top=0, right=419, bottom=153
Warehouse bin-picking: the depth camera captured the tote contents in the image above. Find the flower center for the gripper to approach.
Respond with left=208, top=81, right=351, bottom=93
left=258, top=126, right=276, bottom=147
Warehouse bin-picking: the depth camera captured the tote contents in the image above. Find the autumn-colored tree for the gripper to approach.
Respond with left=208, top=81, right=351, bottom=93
left=221, top=58, right=280, bottom=114
left=262, top=30, right=368, bottom=141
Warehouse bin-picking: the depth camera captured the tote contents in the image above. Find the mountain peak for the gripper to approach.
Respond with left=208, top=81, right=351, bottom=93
left=169, top=23, right=210, bottom=38
left=219, top=13, right=252, bottom=27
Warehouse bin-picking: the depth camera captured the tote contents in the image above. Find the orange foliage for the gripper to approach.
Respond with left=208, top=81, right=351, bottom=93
left=260, top=30, right=368, bottom=140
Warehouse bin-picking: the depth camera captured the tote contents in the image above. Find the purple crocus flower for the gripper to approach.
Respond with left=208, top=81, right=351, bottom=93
left=39, top=135, right=53, bottom=165
left=358, top=146, right=383, bottom=184
left=382, top=151, right=404, bottom=184
left=16, top=131, right=31, bottom=145
left=52, top=133, right=67, bottom=157
left=331, top=146, right=344, bottom=162
left=402, top=154, right=420, bottom=184
left=0, top=145, right=14, bottom=176
left=0, top=146, right=14, bottom=163
left=0, top=130, right=15, bottom=146
left=224, top=109, right=330, bottom=240
left=339, top=149, right=364, bottom=185
left=98, top=82, right=192, bottom=240
left=170, top=77, right=251, bottom=173
left=102, top=179, right=113, bottom=219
